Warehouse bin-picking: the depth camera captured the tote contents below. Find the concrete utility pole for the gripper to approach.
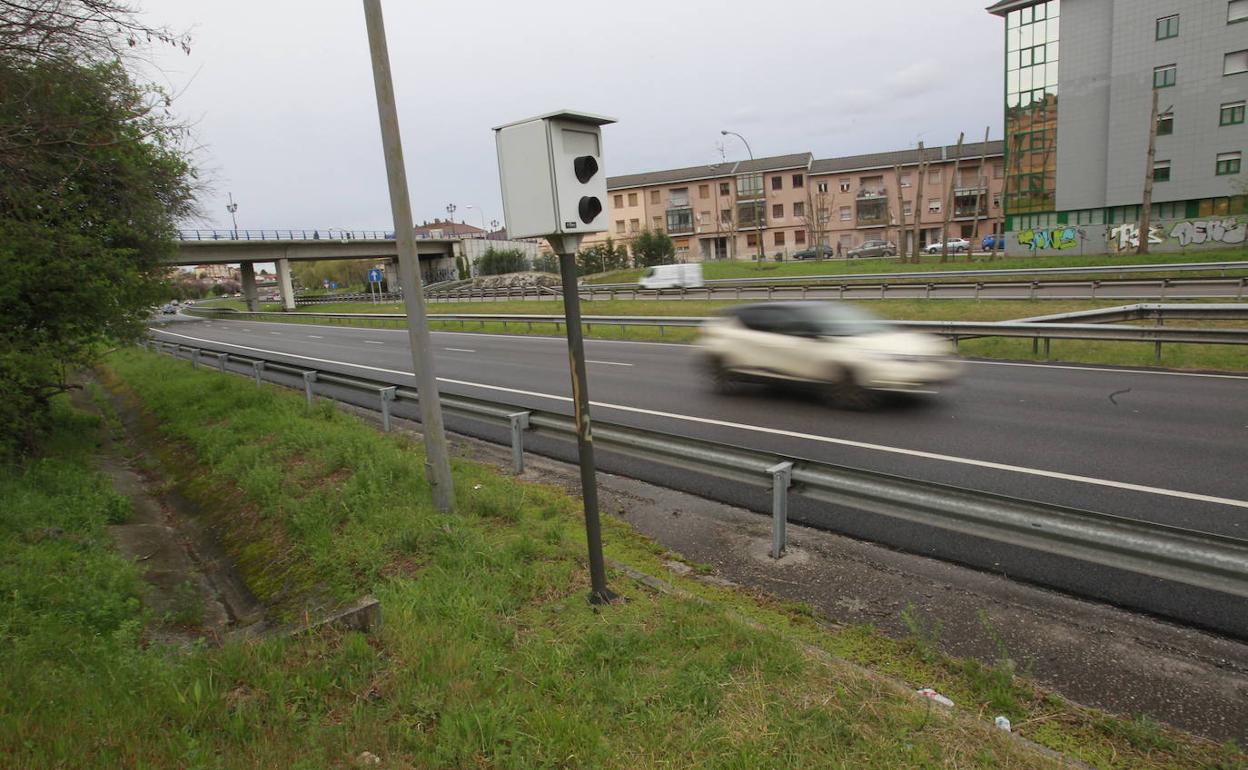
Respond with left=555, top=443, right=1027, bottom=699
left=362, top=0, right=455, bottom=512
left=721, top=130, right=763, bottom=265
left=1138, top=87, right=1161, bottom=256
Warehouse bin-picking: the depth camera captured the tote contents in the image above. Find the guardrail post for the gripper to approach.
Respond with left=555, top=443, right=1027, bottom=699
left=1160, top=278, right=1168, bottom=299
left=1029, top=281, right=1038, bottom=300
left=1239, top=277, right=1245, bottom=300
left=1091, top=280, right=1099, bottom=298
left=925, top=283, right=933, bottom=299
left=507, top=411, right=531, bottom=473
left=735, top=287, right=741, bottom=301
left=838, top=284, right=845, bottom=300
left=1155, top=315, right=1164, bottom=363
left=190, top=349, right=200, bottom=369
left=379, top=386, right=397, bottom=432
left=952, top=335, right=959, bottom=351
left=801, top=285, right=808, bottom=300
left=880, top=283, right=887, bottom=299
left=217, top=353, right=228, bottom=372
left=1043, top=337, right=1051, bottom=358
left=976, top=282, right=983, bottom=300
left=302, top=371, right=318, bottom=406
left=252, top=360, right=265, bottom=386
left=768, top=461, right=794, bottom=559
left=767, top=286, right=773, bottom=300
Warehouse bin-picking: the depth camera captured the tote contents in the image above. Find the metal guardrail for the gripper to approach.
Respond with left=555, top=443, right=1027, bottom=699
left=1014, top=303, right=1248, bottom=324
left=141, top=335, right=1248, bottom=603
left=177, top=229, right=397, bottom=241
left=185, top=306, right=1248, bottom=358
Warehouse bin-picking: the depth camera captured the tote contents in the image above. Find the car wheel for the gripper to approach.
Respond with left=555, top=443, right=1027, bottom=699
left=825, top=369, right=879, bottom=410
left=706, top=357, right=740, bottom=395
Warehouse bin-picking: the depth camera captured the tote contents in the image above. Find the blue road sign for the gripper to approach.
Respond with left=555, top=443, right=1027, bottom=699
left=367, top=268, right=383, bottom=283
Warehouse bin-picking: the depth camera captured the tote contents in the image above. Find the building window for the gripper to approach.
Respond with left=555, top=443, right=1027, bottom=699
left=1153, top=160, right=1171, bottom=182
left=1156, top=14, right=1179, bottom=40
left=793, top=201, right=805, bottom=218
left=737, top=200, right=766, bottom=228
left=772, top=203, right=783, bottom=219
left=613, top=194, right=623, bottom=208
left=928, top=168, right=942, bottom=184
left=629, top=218, right=639, bottom=232
left=792, top=174, right=804, bottom=188
left=1225, top=50, right=1248, bottom=75
left=839, top=206, right=851, bottom=221
left=699, top=184, right=709, bottom=199
left=698, top=210, right=710, bottom=224
left=817, top=208, right=830, bottom=224
left=817, top=181, right=829, bottom=193
left=1222, top=101, right=1246, bottom=125
left=746, top=233, right=758, bottom=247
left=1217, top=151, right=1242, bottom=175
left=719, top=182, right=730, bottom=196
left=903, top=200, right=913, bottom=217
left=795, top=230, right=806, bottom=245
left=839, top=178, right=850, bottom=192
left=774, top=231, right=785, bottom=246
left=615, top=220, right=625, bottom=234
left=1157, top=112, right=1174, bottom=135
left=928, top=199, right=941, bottom=214
left=652, top=216, right=662, bottom=230
left=771, top=175, right=783, bottom=191
left=900, top=172, right=911, bottom=187
left=992, top=193, right=1001, bottom=209
left=737, top=173, right=764, bottom=199
left=720, top=208, right=732, bottom=224
left=1154, top=64, right=1177, bottom=88
left=626, top=193, right=637, bottom=206
left=1231, top=0, right=1248, bottom=23
left=993, top=163, right=1003, bottom=179
left=650, top=190, right=660, bottom=204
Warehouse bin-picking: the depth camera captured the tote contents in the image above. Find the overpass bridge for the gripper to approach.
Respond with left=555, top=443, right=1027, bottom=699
left=170, top=230, right=458, bottom=311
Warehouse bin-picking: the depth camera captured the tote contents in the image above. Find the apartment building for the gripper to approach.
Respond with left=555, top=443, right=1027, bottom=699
left=988, top=0, right=1248, bottom=255
left=589, top=143, right=1005, bottom=261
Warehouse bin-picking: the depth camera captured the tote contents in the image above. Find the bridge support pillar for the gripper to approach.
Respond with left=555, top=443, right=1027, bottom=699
left=276, top=258, right=296, bottom=311
left=240, top=262, right=259, bottom=312
left=383, top=258, right=400, bottom=294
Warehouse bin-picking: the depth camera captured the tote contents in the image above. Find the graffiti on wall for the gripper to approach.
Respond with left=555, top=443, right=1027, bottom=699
left=1169, top=218, right=1246, bottom=247
left=1018, top=227, right=1079, bottom=251
left=1108, top=223, right=1164, bottom=252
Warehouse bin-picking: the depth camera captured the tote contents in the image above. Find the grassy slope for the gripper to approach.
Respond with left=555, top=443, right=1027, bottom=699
left=1, top=352, right=1242, bottom=767
left=196, top=298, right=1248, bottom=372
left=586, top=247, right=1248, bottom=284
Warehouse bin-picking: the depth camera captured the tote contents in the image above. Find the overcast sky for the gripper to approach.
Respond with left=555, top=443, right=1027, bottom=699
left=141, top=0, right=1004, bottom=233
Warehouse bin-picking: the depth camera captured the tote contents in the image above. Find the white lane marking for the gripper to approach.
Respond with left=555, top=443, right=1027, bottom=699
left=964, top=359, right=1248, bottom=381
left=308, top=335, right=323, bottom=339
left=445, top=347, right=477, bottom=353
left=363, top=340, right=384, bottom=345
left=587, top=360, right=633, bottom=367
left=149, top=328, right=1248, bottom=510
left=269, top=331, right=282, bottom=335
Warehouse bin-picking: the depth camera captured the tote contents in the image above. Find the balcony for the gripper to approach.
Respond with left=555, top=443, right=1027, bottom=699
left=855, top=199, right=889, bottom=227
left=856, top=187, right=889, bottom=200
left=666, top=207, right=694, bottom=235
left=954, top=189, right=989, bottom=219
left=666, top=198, right=691, bottom=209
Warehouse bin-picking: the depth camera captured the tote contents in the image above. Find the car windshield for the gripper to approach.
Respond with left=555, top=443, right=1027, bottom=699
left=799, top=303, right=891, bottom=336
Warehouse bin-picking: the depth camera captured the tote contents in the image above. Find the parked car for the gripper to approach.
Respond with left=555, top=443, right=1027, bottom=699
left=982, top=234, right=1003, bottom=250
left=697, top=302, right=960, bottom=408
left=924, top=238, right=970, bottom=254
left=792, top=244, right=835, bottom=260
left=639, top=263, right=704, bottom=289
left=846, top=239, right=896, bottom=259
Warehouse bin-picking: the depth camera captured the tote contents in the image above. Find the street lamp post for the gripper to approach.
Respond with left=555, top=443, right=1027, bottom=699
left=226, top=193, right=239, bottom=239
left=465, top=204, right=487, bottom=236
left=445, top=203, right=456, bottom=235
left=721, top=130, right=763, bottom=264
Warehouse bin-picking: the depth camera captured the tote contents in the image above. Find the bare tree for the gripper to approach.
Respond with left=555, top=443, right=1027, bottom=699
left=0, top=0, right=190, bottom=64
left=910, top=142, right=927, bottom=263
left=893, top=164, right=908, bottom=255
left=966, top=126, right=992, bottom=261
left=802, top=186, right=830, bottom=256
left=940, top=132, right=964, bottom=263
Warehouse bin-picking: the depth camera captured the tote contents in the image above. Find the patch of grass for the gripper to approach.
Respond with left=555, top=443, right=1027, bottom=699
left=4, top=352, right=1242, bottom=768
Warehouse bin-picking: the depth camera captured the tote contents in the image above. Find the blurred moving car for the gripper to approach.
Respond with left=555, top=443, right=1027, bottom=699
left=697, top=302, right=960, bottom=408
left=639, top=263, right=703, bottom=289
left=792, top=244, right=835, bottom=260
left=924, top=238, right=970, bottom=254
left=846, top=239, right=896, bottom=259
left=981, top=233, right=1003, bottom=250
left=160, top=304, right=175, bottom=314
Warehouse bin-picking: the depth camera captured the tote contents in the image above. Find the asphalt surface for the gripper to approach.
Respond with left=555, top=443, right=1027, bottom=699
left=150, top=315, right=1248, bottom=635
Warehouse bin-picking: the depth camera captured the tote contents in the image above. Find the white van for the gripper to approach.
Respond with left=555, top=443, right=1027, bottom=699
left=638, top=263, right=704, bottom=290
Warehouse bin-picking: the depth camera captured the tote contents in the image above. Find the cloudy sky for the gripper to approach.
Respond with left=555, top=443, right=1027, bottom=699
left=140, top=0, right=1004, bottom=233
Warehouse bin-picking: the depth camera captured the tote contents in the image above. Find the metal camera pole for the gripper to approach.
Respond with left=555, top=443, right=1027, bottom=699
left=548, top=233, right=616, bottom=605
left=362, top=0, right=456, bottom=512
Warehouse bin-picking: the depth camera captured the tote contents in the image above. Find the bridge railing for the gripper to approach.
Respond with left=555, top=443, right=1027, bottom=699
left=175, top=229, right=514, bottom=242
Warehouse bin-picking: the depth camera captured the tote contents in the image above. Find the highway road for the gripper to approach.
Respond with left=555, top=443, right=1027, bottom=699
left=150, top=316, right=1248, bottom=634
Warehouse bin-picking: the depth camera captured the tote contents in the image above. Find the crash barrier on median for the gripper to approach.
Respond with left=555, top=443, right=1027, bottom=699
left=141, top=336, right=1248, bottom=616
left=184, top=305, right=1248, bottom=361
